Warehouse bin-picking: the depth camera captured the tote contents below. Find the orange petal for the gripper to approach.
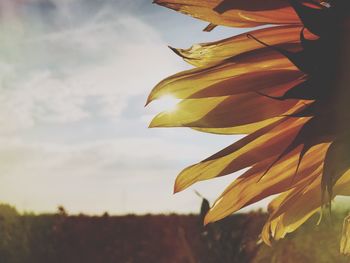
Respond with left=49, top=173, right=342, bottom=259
left=172, top=25, right=306, bottom=67
left=147, top=45, right=301, bottom=104
left=149, top=92, right=302, bottom=129
left=261, top=178, right=320, bottom=244
left=187, top=70, right=304, bottom=99
left=154, top=0, right=302, bottom=28
left=174, top=117, right=310, bottom=192
left=205, top=143, right=329, bottom=225
left=262, top=166, right=350, bottom=244
left=192, top=117, right=283, bottom=135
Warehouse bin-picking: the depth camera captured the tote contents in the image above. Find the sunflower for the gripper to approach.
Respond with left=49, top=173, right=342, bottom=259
left=147, top=0, right=350, bottom=249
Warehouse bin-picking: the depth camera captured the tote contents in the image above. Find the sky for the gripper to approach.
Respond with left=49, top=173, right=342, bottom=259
left=0, top=0, right=268, bottom=215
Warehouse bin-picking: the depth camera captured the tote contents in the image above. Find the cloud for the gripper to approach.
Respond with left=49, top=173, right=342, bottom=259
left=0, top=135, right=218, bottom=214
left=0, top=0, right=183, bottom=132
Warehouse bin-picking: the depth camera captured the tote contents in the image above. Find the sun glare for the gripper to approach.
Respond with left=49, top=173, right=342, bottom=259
left=155, top=95, right=180, bottom=112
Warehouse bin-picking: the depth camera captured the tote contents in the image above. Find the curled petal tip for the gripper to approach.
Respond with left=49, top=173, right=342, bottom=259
left=168, top=45, right=185, bottom=59
left=167, top=45, right=177, bottom=52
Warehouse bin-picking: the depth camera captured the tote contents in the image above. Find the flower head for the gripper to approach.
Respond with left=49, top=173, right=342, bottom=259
left=147, top=0, right=350, bottom=246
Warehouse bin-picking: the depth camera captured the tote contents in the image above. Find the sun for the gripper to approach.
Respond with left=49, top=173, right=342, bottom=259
left=154, top=95, right=180, bottom=113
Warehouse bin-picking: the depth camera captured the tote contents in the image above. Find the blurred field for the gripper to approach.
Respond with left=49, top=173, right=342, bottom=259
left=0, top=203, right=348, bottom=263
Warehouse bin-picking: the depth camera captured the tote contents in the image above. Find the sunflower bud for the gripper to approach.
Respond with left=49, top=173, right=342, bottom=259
left=340, top=215, right=350, bottom=255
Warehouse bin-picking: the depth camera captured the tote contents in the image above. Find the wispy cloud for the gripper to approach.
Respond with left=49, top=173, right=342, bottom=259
left=0, top=0, right=183, bottom=131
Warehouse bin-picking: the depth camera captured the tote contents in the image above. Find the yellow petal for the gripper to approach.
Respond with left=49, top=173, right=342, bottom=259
left=173, top=25, right=305, bottom=67
left=262, top=168, right=350, bottom=244
left=154, top=0, right=301, bottom=28
left=261, top=177, right=321, bottom=243
left=174, top=117, right=310, bottom=192
left=147, top=46, right=300, bottom=103
left=340, top=215, right=350, bottom=255
left=185, top=70, right=303, bottom=99
left=149, top=92, right=302, bottom=129
left=204, top=143, right=329, bottom=225
left=192, top=117, right=283, bottom=135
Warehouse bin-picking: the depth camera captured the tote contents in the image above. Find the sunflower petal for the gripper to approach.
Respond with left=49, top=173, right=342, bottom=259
left=149, top=92, right=301, bottom=129
left=174, top=117, right=310, bottom=192
left=192, top=117, right=283, bottom=135
left=322, top=137, right=350, bottom=203
left=147, top=45, right=301, bottom=104
left=261, top=176, right=321, bottom=243
left=172, top=25, right=305, bottom=67
left=154, top=0, right=302, bottom=27
left=204, top=143, right=329, bottom=224
left=186, top=70, right=304, bottom=99
left=262, top=168, right=350, bottom=244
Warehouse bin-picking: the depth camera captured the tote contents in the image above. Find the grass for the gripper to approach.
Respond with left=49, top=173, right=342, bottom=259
left=0, top=203, right=348, bottom=263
